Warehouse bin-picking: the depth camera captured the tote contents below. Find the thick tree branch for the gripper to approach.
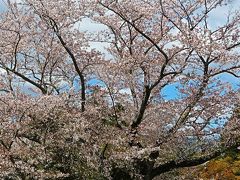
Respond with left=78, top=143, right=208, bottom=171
left=46, top=16, right=86, bottom=112
left=4, top=67, right=47, bottom=94
left=148, top=143, right=240, bottom=179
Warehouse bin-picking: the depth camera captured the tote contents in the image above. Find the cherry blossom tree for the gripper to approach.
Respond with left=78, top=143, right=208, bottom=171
left=0, top=0, right=239, bottom=179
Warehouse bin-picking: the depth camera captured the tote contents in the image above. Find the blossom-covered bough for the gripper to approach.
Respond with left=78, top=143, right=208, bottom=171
left=0, top=0, right=239, bottom=179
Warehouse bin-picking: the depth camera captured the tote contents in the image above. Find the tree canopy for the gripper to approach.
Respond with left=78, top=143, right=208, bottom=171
left=0, top=0, right=239, bottom=179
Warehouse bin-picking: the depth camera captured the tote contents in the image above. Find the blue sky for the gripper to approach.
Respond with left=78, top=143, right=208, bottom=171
left=0, top=1, right=6, bottom=12
left=161, top=73, right=239, bottom=100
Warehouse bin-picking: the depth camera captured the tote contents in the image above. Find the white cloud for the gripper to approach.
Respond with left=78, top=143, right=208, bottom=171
left=208, top=0, right=240, bottom=28
left=0, top=68, right=6, bottom=75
